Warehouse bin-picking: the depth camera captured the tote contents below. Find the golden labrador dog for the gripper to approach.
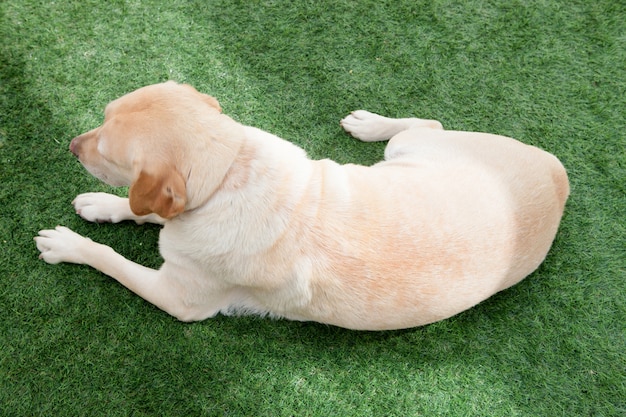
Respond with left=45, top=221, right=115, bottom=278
left=35, top=82, right=569, bottom=330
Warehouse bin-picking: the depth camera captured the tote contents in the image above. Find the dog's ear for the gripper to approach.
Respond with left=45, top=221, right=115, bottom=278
left=129, top=164, right=187, bottom=219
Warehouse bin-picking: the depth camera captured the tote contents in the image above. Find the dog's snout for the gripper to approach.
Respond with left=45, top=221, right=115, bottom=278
left=70, top=128, right=99, bottom=158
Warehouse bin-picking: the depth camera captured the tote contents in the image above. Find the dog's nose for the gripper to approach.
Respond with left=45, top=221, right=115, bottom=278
left=69, top=137, right=79, bottom=157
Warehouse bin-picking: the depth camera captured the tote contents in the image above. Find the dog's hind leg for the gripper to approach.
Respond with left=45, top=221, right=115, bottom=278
left=340, top=110, right=443, bottom=142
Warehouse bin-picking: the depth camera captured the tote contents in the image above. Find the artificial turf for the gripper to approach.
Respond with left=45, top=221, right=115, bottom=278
left=1, top=0, right=624, bottom=415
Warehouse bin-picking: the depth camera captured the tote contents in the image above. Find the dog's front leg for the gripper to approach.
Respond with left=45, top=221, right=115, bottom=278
left=73, top=192, right=166, bottom=225
left=35, top=226, right=187, bottom=319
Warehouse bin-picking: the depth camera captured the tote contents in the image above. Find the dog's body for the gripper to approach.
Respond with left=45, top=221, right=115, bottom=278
left=36, top=82, right=569, bottom=330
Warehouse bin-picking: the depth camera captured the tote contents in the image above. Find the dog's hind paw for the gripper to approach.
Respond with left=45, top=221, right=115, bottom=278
left=340, top=110, right=395, bottom=142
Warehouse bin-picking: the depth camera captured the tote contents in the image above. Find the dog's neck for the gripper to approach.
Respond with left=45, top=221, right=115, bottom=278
left=165, top=123, right=316, bottom=257
left=181, top=114, right=247, bottom=212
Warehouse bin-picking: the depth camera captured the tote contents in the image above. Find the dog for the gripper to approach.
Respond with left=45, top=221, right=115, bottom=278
left=35, top=81, right=569, bottom=330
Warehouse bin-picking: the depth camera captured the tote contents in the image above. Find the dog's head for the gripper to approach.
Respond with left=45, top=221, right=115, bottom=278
left=69, top=82, right=225, bottom=219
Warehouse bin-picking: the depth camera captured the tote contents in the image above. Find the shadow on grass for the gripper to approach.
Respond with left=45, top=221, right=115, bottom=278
left=0, top=25, right=70, bottom=264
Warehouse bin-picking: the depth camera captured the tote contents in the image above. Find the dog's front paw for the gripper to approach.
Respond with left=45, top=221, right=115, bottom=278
left=35, top=226, right=91, bottom=264
left=73, top=192, right=130, bottom=223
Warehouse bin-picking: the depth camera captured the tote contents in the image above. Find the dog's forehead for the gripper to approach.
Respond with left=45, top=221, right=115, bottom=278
left=104, top=88, right=155, bottom=117
left=104, top=96, right=136, bottom=119
left=103, top=84, right=194, bottom=119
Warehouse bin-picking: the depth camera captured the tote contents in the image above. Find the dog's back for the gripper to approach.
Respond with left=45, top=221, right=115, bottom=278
left=202, top=128, right=568, bottom=330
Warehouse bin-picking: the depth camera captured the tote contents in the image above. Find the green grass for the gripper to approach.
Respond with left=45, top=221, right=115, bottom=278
left=1, top=0, right=624, bottom=415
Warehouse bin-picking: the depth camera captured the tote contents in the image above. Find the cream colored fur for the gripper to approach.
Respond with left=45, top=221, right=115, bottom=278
left=35, top=82, right=569, bottom=330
